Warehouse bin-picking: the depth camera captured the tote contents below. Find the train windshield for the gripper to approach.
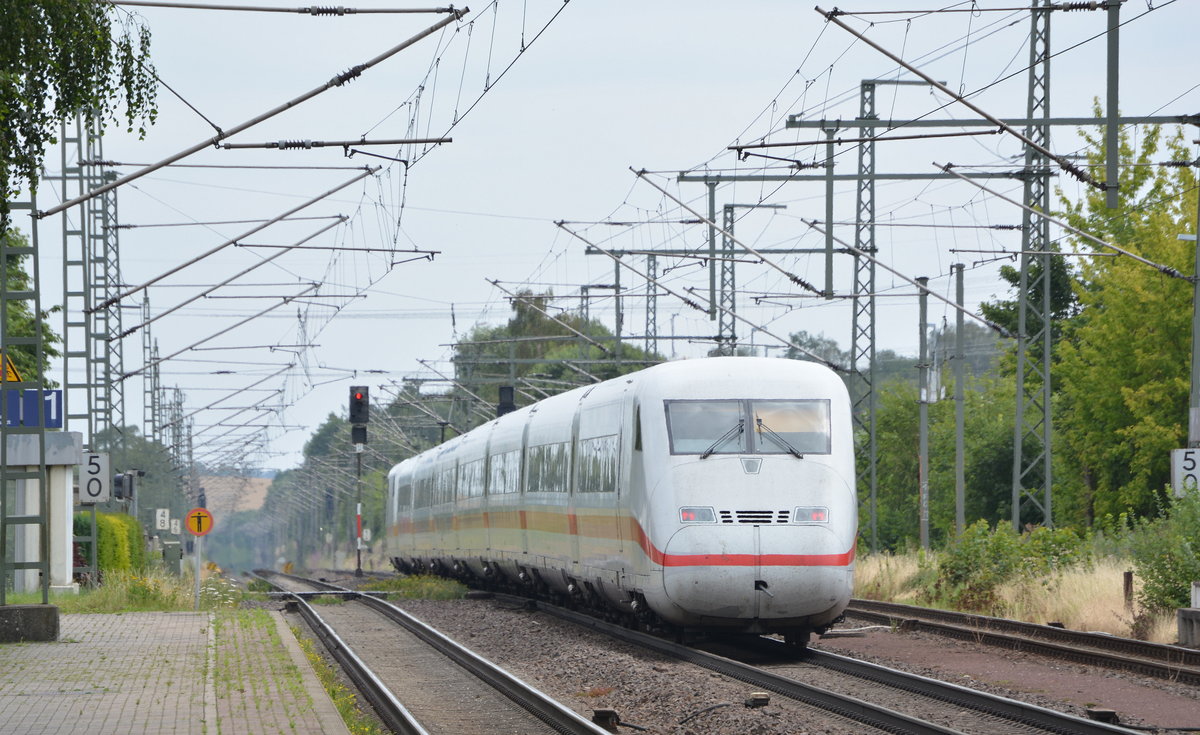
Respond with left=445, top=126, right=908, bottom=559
left=665, top=401, right=748, bottom=454
left=751, top=400, right=830, bottom=455
left=665, top=399, right=830, bottom=455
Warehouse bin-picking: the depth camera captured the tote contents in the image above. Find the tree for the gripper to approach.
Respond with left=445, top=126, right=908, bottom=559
left=864, top=373, right=1019, bottom=550
left=2, top=228, right=61, bottom=380
left=978, top=253, right=1079, bottom=363
left=451, top=290, right=664, bottom=429
left=785, top=330, right=847, bottom=365
left=1052, top=120, right=1197, bottom=525
left=1, top=0, right=157, bottom=222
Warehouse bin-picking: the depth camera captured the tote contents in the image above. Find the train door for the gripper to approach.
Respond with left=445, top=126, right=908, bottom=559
left=519, top=413, right=531, bottom=558
left=568, top=405, right=582, bottom=567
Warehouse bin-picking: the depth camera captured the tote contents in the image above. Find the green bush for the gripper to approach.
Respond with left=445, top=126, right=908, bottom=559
left=1127, top=490, right=1200, bottom=612
left=927, top=520, right=1090, bottom=610
left=118, top=514, right=147, bottom=570
left=86, top=512, right=147, bottom=574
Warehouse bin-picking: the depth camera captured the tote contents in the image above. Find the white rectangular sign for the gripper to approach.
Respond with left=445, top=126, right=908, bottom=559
left=170, top=518, right=181, bottom=535
left=80, top=453, right=110, bottom=504
left=155, top=508, right=170, bottom=531
left=1171, top=448, right=1200, bottom=498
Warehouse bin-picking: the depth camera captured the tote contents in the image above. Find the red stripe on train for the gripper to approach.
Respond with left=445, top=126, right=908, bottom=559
left=633, top=525, right=855, bottom=567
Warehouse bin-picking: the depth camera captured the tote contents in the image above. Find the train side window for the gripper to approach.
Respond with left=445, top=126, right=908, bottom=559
left=488, top=450, right=521, bottom=494
left=634, top=405, right=642, bottom=452
left=577, top=435, right=618, bottom=492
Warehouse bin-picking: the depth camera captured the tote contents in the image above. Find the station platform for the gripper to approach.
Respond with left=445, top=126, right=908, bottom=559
left=0, top=610, right=350, bottom=735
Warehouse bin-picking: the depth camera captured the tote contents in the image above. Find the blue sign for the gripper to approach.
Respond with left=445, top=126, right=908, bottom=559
left=3, top=390, right=64, bottom=428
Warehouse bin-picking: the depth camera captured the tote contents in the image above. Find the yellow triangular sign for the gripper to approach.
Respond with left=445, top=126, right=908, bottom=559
left=1, top=352, right=23, bottom=382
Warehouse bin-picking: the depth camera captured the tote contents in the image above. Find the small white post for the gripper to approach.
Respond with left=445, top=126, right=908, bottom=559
left=193, top=536, right=203, bottom=611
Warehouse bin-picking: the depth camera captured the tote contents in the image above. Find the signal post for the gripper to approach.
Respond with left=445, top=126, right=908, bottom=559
left=349, top=386, right=369, bottom=577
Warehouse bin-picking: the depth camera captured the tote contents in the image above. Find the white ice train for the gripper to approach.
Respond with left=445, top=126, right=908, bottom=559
left=385, top=356, right=857, bottom=642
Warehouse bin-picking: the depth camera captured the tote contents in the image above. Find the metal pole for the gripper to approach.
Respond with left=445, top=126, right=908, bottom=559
left=1105, top=0, right=1121, bottom=209
left=824, top=127, right=836, bottom=297
left=355, top=449, right=363, bottom=577
left=614, top=257, right=622, bottom=369
left=917, top=277, right=930, bottom=550
left=193, top=535, right=202, bottom=610
left=954, top=264, right=966, bottom=534
left=1190, top=188, right=1200, bottom=447
left=707, top=182, right=717, bottom=318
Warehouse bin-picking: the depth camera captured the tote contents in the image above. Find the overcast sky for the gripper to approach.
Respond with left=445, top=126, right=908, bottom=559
left=18, top=0, right=1199, bottom=470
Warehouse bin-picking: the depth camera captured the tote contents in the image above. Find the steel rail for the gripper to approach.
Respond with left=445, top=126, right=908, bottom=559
left=258, top=572, right=608, bottom=735
left=846, top=599, right=1200, bottom=685
left=495, top=595, right=966, bottom=735
left=290, top=592, right=431, bottom=735
left=770, top=641, right=1138, bottom=735
left=505, top=594, right=1143, bottom=735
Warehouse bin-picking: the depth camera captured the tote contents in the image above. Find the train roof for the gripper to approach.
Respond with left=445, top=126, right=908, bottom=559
left=388, top=357, right=846, bottom=477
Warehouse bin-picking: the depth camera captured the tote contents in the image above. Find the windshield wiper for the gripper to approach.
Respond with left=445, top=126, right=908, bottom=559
left=701, top=419, right=744, bottom=459
left=756, top=418, right=804, bottom=459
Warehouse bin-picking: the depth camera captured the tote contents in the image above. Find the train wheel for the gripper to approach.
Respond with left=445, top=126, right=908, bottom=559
left=783, top=631, right=810, bottom=649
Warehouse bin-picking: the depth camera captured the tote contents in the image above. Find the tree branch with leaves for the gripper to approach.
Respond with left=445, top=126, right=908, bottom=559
left=1, top=0, right=157, bottom=224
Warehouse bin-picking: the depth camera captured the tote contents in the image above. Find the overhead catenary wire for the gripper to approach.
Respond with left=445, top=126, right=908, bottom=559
left=556, top=223, right=846, bottom=372
left=119, top=218, right=346, bottom=338
left=107, top=1, right=458, bottom=13
left=121, top=284, right=320, bottom=381
left=114, top=215, right=345, bottom=230
left=813, top=5, right=1102, bottom=191
left=800, top=218, right=1011, bottom=337
left=37, top=10, right=465, bottom=218
left=92, top=169, right=374, bottom=313
left=937, top=162, right=1190, bottom=280
left=219, top=137, right=451, bottom=150
left=633, top=169, right=823, bottom=295
left=160, top=367, right=292, bottom=429
left=730, top=128, right=1003, bottom=151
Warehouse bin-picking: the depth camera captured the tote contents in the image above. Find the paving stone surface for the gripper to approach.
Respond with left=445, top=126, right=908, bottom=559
left=0, top=610, right=348, bottom=735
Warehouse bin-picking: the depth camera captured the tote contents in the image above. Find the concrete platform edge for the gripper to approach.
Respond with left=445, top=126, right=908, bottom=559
left=270, top=611, right=351, bottom=735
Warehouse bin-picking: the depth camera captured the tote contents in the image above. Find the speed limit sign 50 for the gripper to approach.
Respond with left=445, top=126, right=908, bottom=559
left=1171, top=448, right=1200, bottom=498
left=81, top=453, right=111, bottom=504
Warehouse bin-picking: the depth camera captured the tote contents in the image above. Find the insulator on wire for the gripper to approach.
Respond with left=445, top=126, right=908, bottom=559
left=304, top=6, right=351, bottom=15
left=274, top=140, right=315, bottom=150
left=1058, top=1, right=1102, bottom=10
left=330, top=64, right=366, bottom=87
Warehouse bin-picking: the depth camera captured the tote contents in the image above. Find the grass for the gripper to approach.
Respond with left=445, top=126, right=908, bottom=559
left=855, top=552, right=1179, bottom=642
left=3, top=569, right=246, bottom=613
left=291, top=626, right=387, bottom=735
left=358, top=574, right=468, bottom=600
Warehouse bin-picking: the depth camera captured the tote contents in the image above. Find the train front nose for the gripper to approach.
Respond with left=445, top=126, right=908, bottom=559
left=660, top=524, right=852, bottom=627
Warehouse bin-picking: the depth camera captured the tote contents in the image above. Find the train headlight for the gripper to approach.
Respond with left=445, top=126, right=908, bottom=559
left=793, top=506, right=829, bottom=523
left=679, top=506, right=717, bottom=523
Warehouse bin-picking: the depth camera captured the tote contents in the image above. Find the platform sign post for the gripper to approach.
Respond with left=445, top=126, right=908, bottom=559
left=186, top=508, right=214, bottom=610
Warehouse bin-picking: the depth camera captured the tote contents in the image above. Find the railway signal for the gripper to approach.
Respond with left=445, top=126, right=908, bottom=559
left=349, top=386, right=369, bottom=425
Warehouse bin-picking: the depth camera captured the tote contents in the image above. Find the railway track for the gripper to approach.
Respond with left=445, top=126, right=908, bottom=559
left=498, top=593, right=1141, bottom=735
left=254, top=570, right=609, bottom=735
left=845, top=598, right=1200, bottom=685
